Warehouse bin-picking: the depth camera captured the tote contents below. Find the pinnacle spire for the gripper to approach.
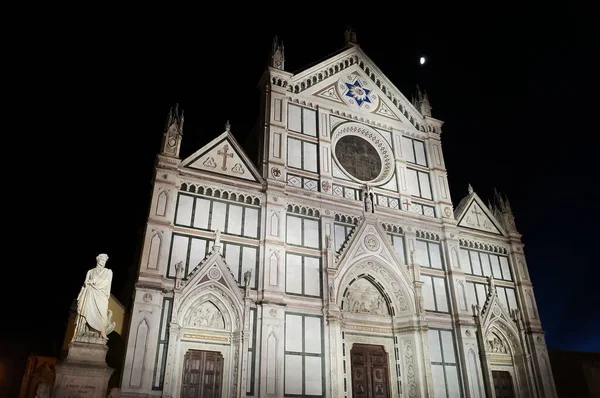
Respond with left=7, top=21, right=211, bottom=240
left=165, top=103, right=184, bottom=134
left=468, top=183, right=474, bottom=195
left=270, top=36, right=285, bottom=70
left=225, top=120, right=231, bottom=132
left=414, top=85, right=432, bottom=117
left=344, top=26, right=358, bottom=46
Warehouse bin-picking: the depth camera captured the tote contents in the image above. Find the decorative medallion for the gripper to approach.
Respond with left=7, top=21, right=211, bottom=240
left=269, top=308, right=277, bottom=317
left=208, top=267, right=221, bottom=280
left=465, top=330, right=472, bottom=337
left=332, top=122, right=394, bottom=185
left=143, top=293, right=152, bottom=303
left=364, top=234, right=380, bottom=251
left=321, top=180, right=331, bottom=192
left=271, top=167, right=281, bottom=178
left=444, top=207, right=453, bottom=218
left=231, top=163, right=245, bottom=174
left=339, top=74, right=379, bottom=111
left=493, top=307, right=501, bottom=316
left=203, top=157, right=217, bottom=168
left=315, top=83, right=344, bottom=104
left=344, top=79, right=372, bottom=106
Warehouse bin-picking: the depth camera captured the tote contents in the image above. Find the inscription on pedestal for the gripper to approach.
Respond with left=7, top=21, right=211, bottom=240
left=61, top=376, right=98, bottom=397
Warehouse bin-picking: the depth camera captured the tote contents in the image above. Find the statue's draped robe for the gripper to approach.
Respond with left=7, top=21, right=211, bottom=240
left=77, top=267, right=112, bottom=334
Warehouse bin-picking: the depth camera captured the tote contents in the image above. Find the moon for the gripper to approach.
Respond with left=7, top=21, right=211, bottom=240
left=419, top=56, right=426, bottom=65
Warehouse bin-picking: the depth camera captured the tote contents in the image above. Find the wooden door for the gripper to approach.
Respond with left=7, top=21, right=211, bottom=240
left=181, top=350, right=223, bottom=398
left=492, top=370, right=515, bottom=398
left=350, top=344, right=390, bottom=398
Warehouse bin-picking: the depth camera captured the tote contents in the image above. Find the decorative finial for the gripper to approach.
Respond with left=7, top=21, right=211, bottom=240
left=244, top=269, right=252, bottom=288
left=344, top=26, right=358, bottom=45
left=165, top=103, right=184, bottom=134
left=488, top=275, right=496, bottom=294
left=468, top=184, right=474, bottom=195
left=414, top=85, right=432, bottom=117
left=213, top=230, right=222, bottom=253
left=225, top=120, right=231, bottom=132
left=270, top=36, right=285, bottom=70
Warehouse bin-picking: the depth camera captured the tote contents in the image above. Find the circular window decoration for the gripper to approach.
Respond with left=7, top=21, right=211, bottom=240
left=335, top=136, right=381, bottom=181
left=332, top=122, right=394, bottom=185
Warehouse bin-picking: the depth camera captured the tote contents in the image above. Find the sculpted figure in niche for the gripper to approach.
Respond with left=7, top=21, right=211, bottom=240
left=72, top=253, right=115, bottom=343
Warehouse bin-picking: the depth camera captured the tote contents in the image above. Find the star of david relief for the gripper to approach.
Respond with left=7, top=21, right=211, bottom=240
left=339, top=74, right=379, bottom=111
left=345, top=80, right=371, bottom=106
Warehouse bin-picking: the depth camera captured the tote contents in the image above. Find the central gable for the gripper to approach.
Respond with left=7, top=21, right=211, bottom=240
left=290, top=46, right=426, bottom=132
left=312, top=68, right=405, bottom=124
left=181, top=131, right=263, bottom=183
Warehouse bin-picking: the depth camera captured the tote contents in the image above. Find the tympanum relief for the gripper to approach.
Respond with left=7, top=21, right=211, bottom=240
left=345, top=278, right=388, bottom=316
left=486, top=332, right=508, bottom=354
left=184, top=301, right=225, bottom=329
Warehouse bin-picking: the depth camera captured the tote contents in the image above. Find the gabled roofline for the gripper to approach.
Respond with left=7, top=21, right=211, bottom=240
left=455, top=190, right=507, bottom=237
left=180, top=130, right=265, bottom=184
left=286, top=45, right=431, bottom=132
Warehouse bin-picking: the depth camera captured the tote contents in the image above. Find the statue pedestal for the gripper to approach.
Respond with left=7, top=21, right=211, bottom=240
left=52, top=341, right=114, bottom=398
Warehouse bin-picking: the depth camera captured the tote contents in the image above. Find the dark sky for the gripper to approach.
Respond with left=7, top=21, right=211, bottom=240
left=4, top=9, right=597, bottom=392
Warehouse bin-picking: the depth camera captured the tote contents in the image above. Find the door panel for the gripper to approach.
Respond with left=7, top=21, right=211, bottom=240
left=351, top=344, right=390, bottom=398
left=181, top=350, right=224, bottom=398
left=492, top=370, right=515, bottom=398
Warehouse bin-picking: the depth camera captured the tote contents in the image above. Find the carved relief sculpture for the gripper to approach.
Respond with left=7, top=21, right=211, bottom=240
left=486, top=333, right=508, bottom=354
left=186, top=302, right=225, bottom=329
left=72, top=253, right=115, bottom=344
left=345, top=278, right=388, bottom=315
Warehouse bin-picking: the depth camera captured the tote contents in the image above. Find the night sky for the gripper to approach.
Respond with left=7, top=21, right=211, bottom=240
left=4, top=10, right=596, bottom=393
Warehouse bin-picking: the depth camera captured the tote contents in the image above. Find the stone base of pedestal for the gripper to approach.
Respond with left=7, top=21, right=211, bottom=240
left=52, top=341, right=114, bottom=398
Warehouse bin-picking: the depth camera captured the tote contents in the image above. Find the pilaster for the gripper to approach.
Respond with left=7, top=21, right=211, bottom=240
left=326, top=310, right=344, bottom=398
left=257, top=302, right=286, bottom=397
left=120, top=288, right=164, bottom=395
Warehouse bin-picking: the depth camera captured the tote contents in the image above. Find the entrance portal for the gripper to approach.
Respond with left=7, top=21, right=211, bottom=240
left=181, top=350, right=224, bottom=398
left=492, top=370, right=515, bottom=398
left=350, top=344, right=391, bottom=398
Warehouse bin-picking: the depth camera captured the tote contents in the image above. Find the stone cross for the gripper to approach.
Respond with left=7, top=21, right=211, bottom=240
left=217, top=144, right=233, bottom=171
left=402, top=199, right=410, bottom=211
left=472, top=205, right=483, bottom=226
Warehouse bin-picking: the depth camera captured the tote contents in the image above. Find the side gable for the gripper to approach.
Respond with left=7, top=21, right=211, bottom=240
left=181, top=130, right=264, bottom=183
left=455, top=189, right=506, bottom=236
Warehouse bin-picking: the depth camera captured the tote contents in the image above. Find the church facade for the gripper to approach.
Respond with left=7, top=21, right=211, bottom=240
left=119, top=35, right=557, bottom=398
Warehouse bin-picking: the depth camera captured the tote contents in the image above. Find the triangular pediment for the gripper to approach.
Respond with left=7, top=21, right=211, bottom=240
left=479, top=279, right=520, bottom=348
left=456, top=191, right=505, bottom=236
left=290, top=46, right=427, bottom=131
left=336, top=216, right=411, bottom=281
left=181, top=131, right=263, bottom=183
left=311, top=68, right=407, bottom=124
left=181, top=246, right=245, bottom=306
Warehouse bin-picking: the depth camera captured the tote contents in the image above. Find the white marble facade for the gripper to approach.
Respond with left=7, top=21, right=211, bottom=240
left=120, top=36, right=557, bottom=398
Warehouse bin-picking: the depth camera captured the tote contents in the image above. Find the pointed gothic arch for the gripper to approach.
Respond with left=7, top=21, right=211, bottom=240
left=476, top=282, right=535, bottom=398
left=341, top=275, right=394, bottom=316
left=336, top=256, right=415, bottom=316
left=147, top=231, right=162, bottom=269
left=177, top=283, right=244, bottom=332
left=156, top=190, right=168, bottom=216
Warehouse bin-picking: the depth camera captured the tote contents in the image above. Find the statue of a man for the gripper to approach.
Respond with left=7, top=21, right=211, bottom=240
left=73, top=253, right=113, bottom=342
